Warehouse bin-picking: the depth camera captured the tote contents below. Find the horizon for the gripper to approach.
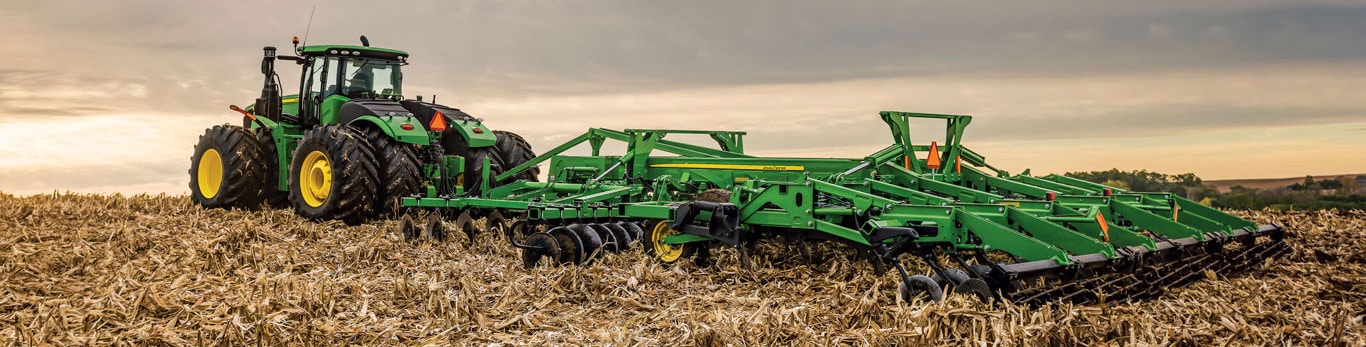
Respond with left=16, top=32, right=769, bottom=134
left=2, top=1, right=1365, bottom=196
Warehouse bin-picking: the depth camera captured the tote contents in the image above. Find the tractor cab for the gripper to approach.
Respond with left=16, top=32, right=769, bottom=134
left=294, top=45, right=409, bottom=126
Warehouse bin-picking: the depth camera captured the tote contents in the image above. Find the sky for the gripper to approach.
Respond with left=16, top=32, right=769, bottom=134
left=1, top=0, right=1364, bottom=195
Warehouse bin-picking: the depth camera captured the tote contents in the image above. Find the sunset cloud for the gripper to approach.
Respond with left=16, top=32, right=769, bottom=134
left=1, top=1, right=1363, bottom=195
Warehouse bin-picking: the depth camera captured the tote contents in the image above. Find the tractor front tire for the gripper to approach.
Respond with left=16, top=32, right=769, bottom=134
left=492, top=130, right=539, bottom=184
left=362, top=127, right=422, bottom=217
left=289, top=125, right=378, bottom=225
left=189, top=125, right=265, bottom=209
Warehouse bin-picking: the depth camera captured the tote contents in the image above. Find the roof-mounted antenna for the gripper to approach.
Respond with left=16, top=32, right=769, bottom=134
left=299, top=6, right=316, bottom=53
left=360, top=35, right=369, bottom=47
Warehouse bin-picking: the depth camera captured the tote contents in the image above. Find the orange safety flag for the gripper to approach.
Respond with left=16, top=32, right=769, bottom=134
left=925, top=141, right=941, bottom=169
left=1096, top=212, right=1110, bottom=242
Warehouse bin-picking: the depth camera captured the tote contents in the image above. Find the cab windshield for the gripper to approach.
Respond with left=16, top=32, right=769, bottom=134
left=339, top=57, right=403, bottom=99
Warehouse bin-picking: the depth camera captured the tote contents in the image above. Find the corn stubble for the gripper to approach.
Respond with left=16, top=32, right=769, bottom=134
left=1, top=192, right=1361, bottom=346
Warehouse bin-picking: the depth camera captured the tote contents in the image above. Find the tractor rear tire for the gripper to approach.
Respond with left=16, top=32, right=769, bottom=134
left=493, top=130, right=539, bottom=184
left=288, top=124, right=378, bottom=225
left=362, top=127, right=422, bottom=217
left=464, top=147, right=505, bottom=195
left=255, top=128, right=289, bottom=208
left=440, top=129, right=506, bottom=196
left=190, top=125, right=265, bottom=209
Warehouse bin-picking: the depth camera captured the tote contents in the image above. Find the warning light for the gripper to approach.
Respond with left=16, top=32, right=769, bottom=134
left=472, top=127, right=483, bottom=134
left=955, top=156, right=962, bottom=173
left=400, top=123, right=414, bottom=130
left=1045, top=192, right=1057, bottom=201
left=1103, top=188, right=1112, bottom=196
left=925, top=141, right=941, bottom=169
left=1096, top=212, right=1110, bottom=242
left=430, top=111, right=448, bottom=131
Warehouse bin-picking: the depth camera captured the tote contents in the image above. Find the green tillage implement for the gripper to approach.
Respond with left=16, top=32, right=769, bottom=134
left=400, top=111, right=1289, bottom=305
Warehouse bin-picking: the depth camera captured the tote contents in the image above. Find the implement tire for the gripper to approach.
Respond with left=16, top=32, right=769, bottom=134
left=255, top=128, right=289, bottom=208
left=492, top=130, right=539, bottom=184
left=362, top=127, right=422, bottom=217
left=289, top=124, right=378, bottom=225
left=189, top=125, right=264, bottom=209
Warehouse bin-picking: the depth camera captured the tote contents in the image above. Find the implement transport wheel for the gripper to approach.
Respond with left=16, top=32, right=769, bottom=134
left=190, top=125, right=265, bottom=209
left=288, top=125, right=378, bottom=225
left=254, top=128, right=289, bottom=208
left=645, top=220, right=696, bottom=263
left=492, top=130, right=540, bottom=185
left=362, top=127, right=422, bottom=218
left=521, top=232, right=562, bottom=268
left=899, top=275, right=944, bottom=302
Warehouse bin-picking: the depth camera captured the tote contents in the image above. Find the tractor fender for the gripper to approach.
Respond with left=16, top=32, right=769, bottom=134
left=348, top=115, right=430, bottom=146
left=446, top=118, right=497, bottom=148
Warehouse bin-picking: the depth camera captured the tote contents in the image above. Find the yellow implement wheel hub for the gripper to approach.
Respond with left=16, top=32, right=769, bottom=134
left=197, top=149, right=223, bottom=199
left=300, top=150, right=332, bottom=208
left=651, top=221, right=684, bottom=263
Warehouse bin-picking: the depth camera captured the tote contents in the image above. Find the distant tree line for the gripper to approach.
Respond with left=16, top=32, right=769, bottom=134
left=1063, top=169, right=1366, bottom=211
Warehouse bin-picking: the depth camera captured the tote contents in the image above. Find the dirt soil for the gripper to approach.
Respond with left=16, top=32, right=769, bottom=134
left=1, top=192, right=1362, bottom=346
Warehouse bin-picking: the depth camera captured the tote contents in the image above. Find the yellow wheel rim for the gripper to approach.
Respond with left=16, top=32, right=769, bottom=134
left=299, top=150, right=332, bottom=208
left=197, top=149, right=223, bottom=198
left=651, top=221, right=684, bottom=263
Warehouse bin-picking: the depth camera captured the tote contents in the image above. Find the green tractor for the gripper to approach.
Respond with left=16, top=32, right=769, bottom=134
left=190, top=36, right=540, bottom=223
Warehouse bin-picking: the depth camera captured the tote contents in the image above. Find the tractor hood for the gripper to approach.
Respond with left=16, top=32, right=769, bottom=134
left=339, top=99, right=412, bottom=124
left=337, top=99, right=430, bottom=145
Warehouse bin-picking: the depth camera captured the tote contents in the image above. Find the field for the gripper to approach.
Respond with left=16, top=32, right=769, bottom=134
left=1, top=192, right=1362, bottom=346
left=1204, top=174, right=1365, bottom=193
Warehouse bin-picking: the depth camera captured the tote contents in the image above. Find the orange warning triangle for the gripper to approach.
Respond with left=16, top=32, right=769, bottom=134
left=925, top=141, right=941, bottom=169
left=430, top=111, right=448, bottom=131
left=1096, top=212, right=1110, bottom=242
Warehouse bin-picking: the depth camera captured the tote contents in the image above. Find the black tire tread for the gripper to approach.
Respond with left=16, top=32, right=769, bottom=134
left=362, top=127, right=422, bottom=217
left=492, top=130, right=539, bottom=184
left=288, top=124, right=378, bottom=225
left=254, top=128, right=289, bottom=208
left=189, top=125, right=265, bottom=210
